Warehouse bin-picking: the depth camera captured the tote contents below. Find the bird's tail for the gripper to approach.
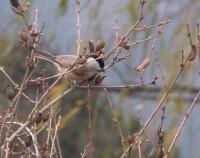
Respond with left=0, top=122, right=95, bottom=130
left=35, top=49, right=64, bottom=67
left=35, top=49, right=55, bottom=61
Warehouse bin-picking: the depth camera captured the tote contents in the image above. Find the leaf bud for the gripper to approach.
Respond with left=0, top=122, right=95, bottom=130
left=95, top=39, right=105, bottom=52
left=89, top=40, right=94, bottom=53
left=10, top=0, right=19, bottom=9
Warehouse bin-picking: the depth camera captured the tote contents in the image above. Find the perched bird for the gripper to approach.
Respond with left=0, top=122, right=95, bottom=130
left=35, top=50, right=104, bottom=82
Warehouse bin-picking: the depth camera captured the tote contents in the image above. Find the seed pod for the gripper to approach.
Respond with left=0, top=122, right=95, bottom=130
left=43, top=112, right=50, bottom=123
left=95, top=39, right=105, bottom=52
left=89, top=40, right=94, bottom=53
left=34, top=113, right=42, bottom=124
left=6, top=85, right=15, bottom=101
left=19, top=31, right=29, bottom=43
left=10, top=0, right=19, bottom=9
left=24, top=135, right=32, bottom=147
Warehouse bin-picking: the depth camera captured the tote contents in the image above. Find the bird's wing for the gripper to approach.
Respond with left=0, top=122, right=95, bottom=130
left=55, top=55, right=79, bottom=68
left=54, top=55, right=87, bottom=76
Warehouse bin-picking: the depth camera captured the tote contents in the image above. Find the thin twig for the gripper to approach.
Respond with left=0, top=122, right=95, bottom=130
left=122, top=49, right=193, bottom=157
left=155, top=57, right=167, bottom=89
left=138, top=139, right=142, bottom=158
left=104, top=88, right=127, bottom=157
left=104, top=0, right=146, bottom=60
left=81, top=144, right=90, bottom=158
left=50, top=115, right=62, bottom=157
left=87, top=88, right=93, bottom=158
left=76, top=0, right=81, bottom=56
left=165, top=91, right=200, bottom=158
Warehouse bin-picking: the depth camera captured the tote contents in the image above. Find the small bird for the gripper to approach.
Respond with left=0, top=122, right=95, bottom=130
left=35, top=50, right=105, bottom=82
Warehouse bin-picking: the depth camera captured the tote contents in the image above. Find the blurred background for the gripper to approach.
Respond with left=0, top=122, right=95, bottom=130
left=0, top=0, right=200, bottom=157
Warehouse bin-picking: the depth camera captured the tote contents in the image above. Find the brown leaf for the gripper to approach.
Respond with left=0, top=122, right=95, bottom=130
left=188, top=50, right=196, bottom=61
left=117, top=36, right=130, bottom=50
left=133, top=57, right=150, bottom=72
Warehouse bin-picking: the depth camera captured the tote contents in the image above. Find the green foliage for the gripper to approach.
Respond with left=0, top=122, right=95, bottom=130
left=0, top=36, right=15, bottom=59
left=57, top=0, right=69, bottom=16
left=88, top=0, right=103, bottom=20
left=124, top=0, right=137, bottom=22
left=47, top=30, right=56, bottom=44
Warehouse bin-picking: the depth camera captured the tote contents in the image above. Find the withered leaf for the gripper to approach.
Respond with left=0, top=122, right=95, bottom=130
left=133, top=57, right=150, bottom=72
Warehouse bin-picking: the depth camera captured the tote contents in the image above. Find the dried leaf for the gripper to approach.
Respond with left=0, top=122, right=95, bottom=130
left=188, top=50, right=196, bottom=61
left=133, top=57, right=150, bottom=72
left=117, top=36, right=130, bottom=50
